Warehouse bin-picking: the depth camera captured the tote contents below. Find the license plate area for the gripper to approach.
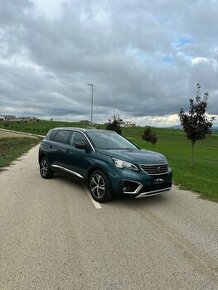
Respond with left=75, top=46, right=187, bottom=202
left=154, top=178, right=164, bottom=184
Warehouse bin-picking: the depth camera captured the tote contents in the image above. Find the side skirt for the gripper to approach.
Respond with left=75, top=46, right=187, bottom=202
left=51, top=165, right=84, bottom=179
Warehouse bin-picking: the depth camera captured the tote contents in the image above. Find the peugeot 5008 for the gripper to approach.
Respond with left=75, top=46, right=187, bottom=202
left=39, top=128, right=172, bottom=202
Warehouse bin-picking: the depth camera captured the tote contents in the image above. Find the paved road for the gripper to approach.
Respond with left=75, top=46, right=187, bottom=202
left=0, top=145, right=218, bottom=290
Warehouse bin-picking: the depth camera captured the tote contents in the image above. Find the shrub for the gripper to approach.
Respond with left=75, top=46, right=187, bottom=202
left=142, top=126, right=158, bottom=145
left=106, top=120, right=122, bottom=135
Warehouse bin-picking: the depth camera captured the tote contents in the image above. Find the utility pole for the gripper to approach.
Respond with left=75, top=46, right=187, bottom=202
left=88, top=83, right=94, bottom=126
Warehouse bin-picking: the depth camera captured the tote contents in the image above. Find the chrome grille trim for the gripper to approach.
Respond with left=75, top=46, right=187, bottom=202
left=140, top=163, right=168, bottom=175
left=135, top=187, right=171, bottom=198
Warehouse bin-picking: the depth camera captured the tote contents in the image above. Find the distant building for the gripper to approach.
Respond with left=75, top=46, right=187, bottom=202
left=5, top=115, right=16, bottom=120
left=123, top=121, right=136, bottom=127
left=0, top=115, right=39, bottom=122
left=0, top=115, right=15, bottom=121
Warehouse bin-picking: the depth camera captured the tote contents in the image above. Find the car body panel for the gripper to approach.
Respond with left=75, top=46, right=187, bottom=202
left=97, top=148, right=167, bottom=164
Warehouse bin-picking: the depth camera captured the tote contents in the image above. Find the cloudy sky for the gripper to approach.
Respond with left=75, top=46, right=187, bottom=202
left=0, top=0, right=217, bottom=127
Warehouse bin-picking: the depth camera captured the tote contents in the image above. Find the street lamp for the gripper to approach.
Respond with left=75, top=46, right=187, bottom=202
left=88, top=83, right=94, bottom=126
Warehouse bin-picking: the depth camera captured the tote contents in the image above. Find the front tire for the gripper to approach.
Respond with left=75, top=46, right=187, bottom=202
left=40, top=157, right=53, bottom=179
left=89, top=170, right=112, bottom=203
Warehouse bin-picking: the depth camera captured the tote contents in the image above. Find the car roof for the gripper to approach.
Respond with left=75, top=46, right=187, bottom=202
left=50, top=127, right=116, bottom=134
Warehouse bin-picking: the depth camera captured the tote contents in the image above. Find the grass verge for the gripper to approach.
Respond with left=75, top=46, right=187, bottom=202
left=0, top=137, right=40, bottom=169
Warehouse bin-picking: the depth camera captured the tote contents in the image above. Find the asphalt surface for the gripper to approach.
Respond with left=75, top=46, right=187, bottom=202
left=0, top=145, right=218, bottom=290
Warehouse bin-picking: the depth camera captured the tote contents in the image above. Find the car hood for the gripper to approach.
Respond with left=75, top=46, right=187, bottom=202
left=97, top=148, right=167, bottom=164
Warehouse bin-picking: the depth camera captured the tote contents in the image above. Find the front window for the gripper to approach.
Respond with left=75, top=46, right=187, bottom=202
left=87, top=131, right=137, bottom=150
left=69, top=131, right=89, bottom=146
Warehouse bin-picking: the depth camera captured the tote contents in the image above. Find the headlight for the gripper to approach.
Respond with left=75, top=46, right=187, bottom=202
left=112, top=158, right=139, bottom=171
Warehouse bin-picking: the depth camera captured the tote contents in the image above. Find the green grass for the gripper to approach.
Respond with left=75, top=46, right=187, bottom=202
left=0, top=120, right=217, bottom=201
left=123, top=127, right=218, bottom=201
left=0, top=137, right=40, bottom=169
left=0, top=120, right=89, bottom=136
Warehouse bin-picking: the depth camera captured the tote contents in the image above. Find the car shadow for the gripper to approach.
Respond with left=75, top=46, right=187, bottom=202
left=107, top=190, right=172, bottom=210
left=48, top=172, right=172, bottom=208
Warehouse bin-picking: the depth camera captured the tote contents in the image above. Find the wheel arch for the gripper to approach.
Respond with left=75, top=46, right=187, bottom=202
left=86, top=164, right=122, bottom=196
left=38, top=152, right=47, bottom=164
left=86, top=166, right=109, bottom=183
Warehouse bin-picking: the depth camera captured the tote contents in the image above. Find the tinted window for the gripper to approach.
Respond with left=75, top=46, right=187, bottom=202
left=87, top=132, right=137, bottom=150
left=46, top=129, right=58, bottom=140
left=54, top=130, right=71, bottom=144
left=70, top=132, right=88, bottom=146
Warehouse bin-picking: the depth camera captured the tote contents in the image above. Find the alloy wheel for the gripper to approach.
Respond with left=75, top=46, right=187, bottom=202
left=40, top=157, right=53, bottom=179
left=40, top=159, right=48, bottom=177
left=90, top=173, right=106, bottom=199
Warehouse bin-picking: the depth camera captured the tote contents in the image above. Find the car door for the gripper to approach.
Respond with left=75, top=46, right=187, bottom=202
left=65, top=131, right=93, bottom=178
left=51, top=130, right=71, bottom=168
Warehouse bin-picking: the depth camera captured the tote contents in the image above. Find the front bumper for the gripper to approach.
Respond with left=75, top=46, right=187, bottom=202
left=116, top=168, right=172, bottom=198
left=134, top=185, right=171, bottom=198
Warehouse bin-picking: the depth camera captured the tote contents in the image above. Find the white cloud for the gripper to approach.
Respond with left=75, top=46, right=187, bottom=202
left=0, top=0, right=217, bottom=126
left=133, top=114, right=180, bottom=127
left=191, top=57, right=209, bottom=65
left=33, top=0, right=62, bottom=19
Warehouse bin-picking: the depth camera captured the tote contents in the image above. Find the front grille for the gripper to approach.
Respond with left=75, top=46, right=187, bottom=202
left=140, top=164, right=168, bottom=175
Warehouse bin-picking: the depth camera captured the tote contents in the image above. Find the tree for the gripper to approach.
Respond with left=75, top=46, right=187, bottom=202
left=106, top=119, right=122, bottom=134
left=179, top=83, right=215, bottom=166
left=106, top=111, right=122, bottom=134
left=142, top=126, right=158, bottom=145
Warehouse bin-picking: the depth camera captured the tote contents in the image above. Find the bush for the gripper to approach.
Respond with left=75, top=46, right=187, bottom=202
left=142, top=126, right=158, bottom=145
left=106, top=120, right=122, bottom=135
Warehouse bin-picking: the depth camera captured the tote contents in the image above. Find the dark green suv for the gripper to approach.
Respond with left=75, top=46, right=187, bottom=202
left=39, top=128, right=172, bottom=202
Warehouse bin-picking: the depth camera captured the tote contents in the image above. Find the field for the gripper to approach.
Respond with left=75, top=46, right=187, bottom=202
left=0, top=120, right=217, bottom=201
left=123, top=126, right=218, bottom=201
left=0, top=120, right=88, bottom=136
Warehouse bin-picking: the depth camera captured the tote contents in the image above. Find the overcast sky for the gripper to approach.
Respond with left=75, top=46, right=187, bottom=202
left=0, top=0, right=217, bottom=127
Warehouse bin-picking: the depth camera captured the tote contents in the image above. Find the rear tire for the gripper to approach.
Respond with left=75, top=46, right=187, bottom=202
left=89, top=170, right=112, bottom=203
left=40, top=157, right=53, bottom=179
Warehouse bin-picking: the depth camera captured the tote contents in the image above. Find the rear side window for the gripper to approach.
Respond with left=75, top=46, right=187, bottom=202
left=54, top=130, right=71, bottom=144
left=46, top=129, right=58, bottom=141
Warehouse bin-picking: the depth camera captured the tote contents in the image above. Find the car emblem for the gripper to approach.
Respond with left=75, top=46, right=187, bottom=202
left=157, top=166, right=161, bottom=172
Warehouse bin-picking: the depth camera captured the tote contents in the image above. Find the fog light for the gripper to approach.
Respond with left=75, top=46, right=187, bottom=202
left=123, top=181, right=140, bottom=193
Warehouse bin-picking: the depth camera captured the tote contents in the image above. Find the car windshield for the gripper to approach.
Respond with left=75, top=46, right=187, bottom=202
left=87, top=131, right=137, bottom=150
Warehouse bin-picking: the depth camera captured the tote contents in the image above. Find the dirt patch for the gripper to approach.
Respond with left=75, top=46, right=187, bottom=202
left=0, top=129, right=37, bottom=139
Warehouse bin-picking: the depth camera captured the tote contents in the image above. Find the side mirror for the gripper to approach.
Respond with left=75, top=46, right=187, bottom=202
left=75, top=142, right=88, bottom=150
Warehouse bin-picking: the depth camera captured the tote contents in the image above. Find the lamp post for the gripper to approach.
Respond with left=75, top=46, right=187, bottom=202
left=88, top=83, right=94, bottom=126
